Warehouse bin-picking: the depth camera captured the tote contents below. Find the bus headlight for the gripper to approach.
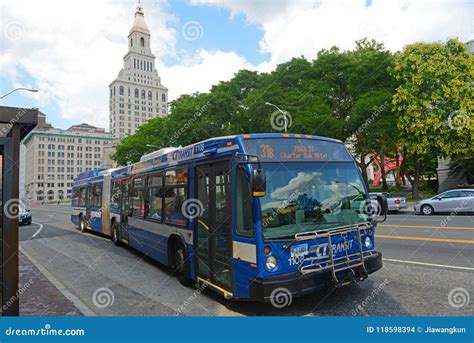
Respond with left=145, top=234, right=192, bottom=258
left=365, top=236, right=372, bottom=248
left=265, top=256, right=277, bottom=270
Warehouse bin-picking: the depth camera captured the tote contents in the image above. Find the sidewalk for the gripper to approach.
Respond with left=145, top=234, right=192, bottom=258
left=19, top=252, right=82, bottom=316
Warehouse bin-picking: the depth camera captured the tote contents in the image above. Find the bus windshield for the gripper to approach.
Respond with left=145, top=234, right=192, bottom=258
left=259, top=162, right=369, bottom=240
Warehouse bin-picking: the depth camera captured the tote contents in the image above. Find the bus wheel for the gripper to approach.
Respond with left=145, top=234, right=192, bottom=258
left=111, top=221, right=121, bottom=246
left=173, top=243, right=193, bottom=286
left=79, top=215, right=86, bottom=232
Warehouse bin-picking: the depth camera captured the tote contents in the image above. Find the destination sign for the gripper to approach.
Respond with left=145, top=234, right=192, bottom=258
left=243, top=138, right=352, bottom=162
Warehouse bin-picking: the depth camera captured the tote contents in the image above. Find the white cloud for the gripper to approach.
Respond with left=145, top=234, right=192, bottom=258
left=0, top=0, right=176, bottom=129
left=192, top=0, right=472, bottom=66
left=160, top=49, right=261, bottom=100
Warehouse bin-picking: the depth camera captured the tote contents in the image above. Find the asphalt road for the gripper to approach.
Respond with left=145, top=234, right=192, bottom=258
left=19, top=206, right=473, bottom=316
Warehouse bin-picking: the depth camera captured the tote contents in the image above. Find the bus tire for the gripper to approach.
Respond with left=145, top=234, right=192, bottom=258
left=79, top=215, right=86, bottom=232
left=172, top=241, right=193, bottom=287
left=111, top=221, right=121, bottom=246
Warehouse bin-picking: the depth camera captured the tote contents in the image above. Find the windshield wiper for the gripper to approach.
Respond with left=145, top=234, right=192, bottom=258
left=282, top=230, right=320, bottom=250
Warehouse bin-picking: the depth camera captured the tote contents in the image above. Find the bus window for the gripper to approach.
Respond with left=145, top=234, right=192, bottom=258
left=111, top=181, right=121, bottom=209
left=147, top=173, right=163, bottom=221
left=79, top=187, right=87, bottom=207
left=131, top=177, right=145, bottom=217
left=72, top=188, right=79, bottom=207
left=236, top=168, right=254, bottom=237
left=91, top=184, right=102, bottom=208
left=164, top=168, right=187, bottom=226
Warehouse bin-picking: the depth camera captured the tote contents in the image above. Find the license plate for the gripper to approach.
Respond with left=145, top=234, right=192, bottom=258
left=291, top=244, right=308, bottom=257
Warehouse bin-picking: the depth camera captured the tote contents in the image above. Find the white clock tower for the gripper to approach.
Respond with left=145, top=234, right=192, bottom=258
left=109, top=2, right=168, bottom=140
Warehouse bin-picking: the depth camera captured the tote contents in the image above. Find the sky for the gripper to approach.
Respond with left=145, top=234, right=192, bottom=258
left=0, top=0, right=472, bottom=130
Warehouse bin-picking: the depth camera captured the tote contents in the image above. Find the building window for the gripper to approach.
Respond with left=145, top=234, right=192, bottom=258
left=162, top=93, right=166, bottom=102
left=141, top=90, right=146, bottom=99
left=130, top=37, right=133, bottom=47
left=119, top=86, right=124, bottom=96
left=135, top=88, right=139, bottom=98
left=140, top=37, right=145, bottom=47
left=148, top=91, right=152, bottom=100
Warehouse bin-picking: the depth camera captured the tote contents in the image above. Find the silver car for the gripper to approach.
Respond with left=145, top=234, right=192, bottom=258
left=369, top=192, right=407, bottom=212
left=415, top=189, right=474, bottom=215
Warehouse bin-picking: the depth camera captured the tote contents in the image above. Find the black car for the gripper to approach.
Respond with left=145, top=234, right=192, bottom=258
left=19, top=208, right=32, bottom=225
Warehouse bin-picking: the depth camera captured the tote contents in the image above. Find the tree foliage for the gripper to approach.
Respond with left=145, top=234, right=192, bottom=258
left=113, top=39, right=398, bottom=171
left=392, top=38, right=474, bottom=197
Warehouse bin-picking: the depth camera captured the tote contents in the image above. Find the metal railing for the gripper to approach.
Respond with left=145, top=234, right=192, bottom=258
left=298, top=223, right=372, bottom=284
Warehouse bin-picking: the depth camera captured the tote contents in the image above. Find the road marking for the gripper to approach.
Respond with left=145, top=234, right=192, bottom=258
left=31, top=222, right=44, bottom=238
left=19, top=246, right=96, bottom=316
left=376, top=234, right=474, bottom=244
left=383, top=258, right=474, bottom=271
left=379, top=224, right=474, bottom=231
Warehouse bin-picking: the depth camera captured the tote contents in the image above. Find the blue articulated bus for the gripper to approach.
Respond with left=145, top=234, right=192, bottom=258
left=71, top=133, right=385, bottom=302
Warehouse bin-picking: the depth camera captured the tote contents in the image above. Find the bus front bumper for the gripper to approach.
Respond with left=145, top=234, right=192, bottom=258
left=249, top=251, right=383, bottom=302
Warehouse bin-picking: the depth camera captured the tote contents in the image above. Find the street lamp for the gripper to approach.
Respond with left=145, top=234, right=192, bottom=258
left=0, top=87, right=38, bottom=100
left=265, top=102, right=288, bottom=132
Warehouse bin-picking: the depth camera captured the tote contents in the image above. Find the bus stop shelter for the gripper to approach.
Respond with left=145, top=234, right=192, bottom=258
left=0, top=106, right=38, bottom=316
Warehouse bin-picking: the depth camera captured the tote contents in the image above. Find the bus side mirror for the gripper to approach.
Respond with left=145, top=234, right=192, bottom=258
left=376, top=194, right=388, bottom=217
left=252, top=169, right=266, bottom=197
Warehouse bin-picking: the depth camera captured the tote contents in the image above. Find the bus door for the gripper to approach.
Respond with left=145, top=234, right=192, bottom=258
left=119, top=179, right=130, bottom=242
left=195, top=161, right=232, bottom=292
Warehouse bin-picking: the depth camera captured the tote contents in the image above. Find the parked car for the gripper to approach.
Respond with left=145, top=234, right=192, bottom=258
left=19, top=207, right=32, bottom=225
left=415, top=189, right=474, bottom=215
left=369, top=192, right=407, bottom=213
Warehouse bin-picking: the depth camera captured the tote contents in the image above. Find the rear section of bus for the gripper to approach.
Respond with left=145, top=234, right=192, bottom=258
left=232, top=134, right=383, bottom=301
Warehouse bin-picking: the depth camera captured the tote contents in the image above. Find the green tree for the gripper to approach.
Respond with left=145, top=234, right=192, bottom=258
left=392, top=38, right=474, bottom=198
left=112, top=116, right=168, bottom=165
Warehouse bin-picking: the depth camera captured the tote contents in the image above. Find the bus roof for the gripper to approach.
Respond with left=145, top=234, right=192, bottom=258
left=108, top=133, right=345, bottom=179
left=74, top=168, right=107, bottom=182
